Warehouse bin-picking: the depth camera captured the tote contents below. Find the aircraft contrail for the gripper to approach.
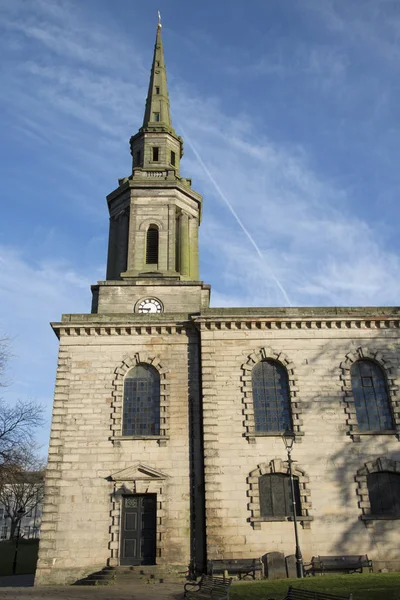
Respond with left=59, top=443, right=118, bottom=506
left=181, top=129, right=292, bottom=307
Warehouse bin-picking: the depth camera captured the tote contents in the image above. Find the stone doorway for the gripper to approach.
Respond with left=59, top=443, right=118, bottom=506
left=120, top=494, right=157, bottom=565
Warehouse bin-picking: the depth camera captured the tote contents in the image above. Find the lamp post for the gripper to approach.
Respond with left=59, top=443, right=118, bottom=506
left=12, top=508, right=26, bottom=576
left=282, top=429, right=304, bottom=578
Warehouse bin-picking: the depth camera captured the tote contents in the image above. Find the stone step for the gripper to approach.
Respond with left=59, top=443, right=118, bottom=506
left=113, top=565, right=188, bottom=583
left=87, top=573, right=116, bottom=581
left=87, top=569, right=115, bottom=577
left=73, top=567, right=117, bottom=586
left=74, top=579, right=116, bottom=587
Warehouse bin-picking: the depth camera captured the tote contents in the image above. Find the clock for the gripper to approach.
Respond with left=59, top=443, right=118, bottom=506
left=136, top=297, right=163, bottom=314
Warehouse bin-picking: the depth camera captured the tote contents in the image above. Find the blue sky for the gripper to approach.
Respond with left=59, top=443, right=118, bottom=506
left=1, top=0, right=400, bottom=448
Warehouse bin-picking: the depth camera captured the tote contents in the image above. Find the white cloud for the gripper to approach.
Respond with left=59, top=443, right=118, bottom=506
left=1, top=0, right=400, bottom=450
left=0, top=245, right=97, bottom=447
left=306, top=0, right=400, bottom=65
left=0, top=0, right=143, bottom=71
left=1, top=1, right=398, bottom=311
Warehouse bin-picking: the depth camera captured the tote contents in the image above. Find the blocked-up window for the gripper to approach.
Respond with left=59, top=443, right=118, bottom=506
left=259, top=473, right=301, bottom=518
left=122, top=364, right=160, bottom=436
left=252, top=359, right=292, bottom=433
left=351, top=360, right=394, bottom=431
left=368, top=471, right=400, bottom=517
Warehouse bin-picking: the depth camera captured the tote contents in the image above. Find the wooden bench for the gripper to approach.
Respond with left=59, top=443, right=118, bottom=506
left=184, top=574, right=232, bottom=599
left=284, top=586, right=353, bottom=600
left=307, top=555, right=372, bottom=575
left=207, top=558, right=262, bottom=579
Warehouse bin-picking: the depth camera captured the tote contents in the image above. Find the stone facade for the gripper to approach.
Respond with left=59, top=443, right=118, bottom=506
left=36, top=318, right=204, bottom=583
left=36, top=23, right=400, bottom=584
left=195, top=309, right=400, bottom=572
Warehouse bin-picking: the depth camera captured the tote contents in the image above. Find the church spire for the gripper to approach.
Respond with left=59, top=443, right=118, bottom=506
left=141, top=15, right=174, bottom=134
left=107, top=17, right=203, bottom=286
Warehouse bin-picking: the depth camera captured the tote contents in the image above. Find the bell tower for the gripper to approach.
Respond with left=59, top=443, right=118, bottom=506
left=92, top=20, right=210, bottom=315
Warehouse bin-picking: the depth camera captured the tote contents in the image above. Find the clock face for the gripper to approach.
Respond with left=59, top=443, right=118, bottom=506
left=137, top=298, right=163, bottom=314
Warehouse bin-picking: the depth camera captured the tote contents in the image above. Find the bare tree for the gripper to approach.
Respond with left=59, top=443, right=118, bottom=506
left=0, top=338, right=46, bottom=537
left=0, top=463, right=45, bottom=538
left=0, top=337, right=44, bottom=468
left=0, top=337, right=9, bottom=388
left=0, top=400, right=44, bottom=467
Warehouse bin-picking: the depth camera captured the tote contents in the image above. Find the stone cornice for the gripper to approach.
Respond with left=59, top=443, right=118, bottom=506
left=193, top=307, right=400, bottom=332
left=106, top=176, right=202, bottom=206
left=199, top=306, right=400, bottom=318
left=51, top=307, right=400, bottom=338
left=193, top=318, right=400, bottom=332
left=91, top=279, right=211, bottom=289
left=51, top=314, right=196, bottom=339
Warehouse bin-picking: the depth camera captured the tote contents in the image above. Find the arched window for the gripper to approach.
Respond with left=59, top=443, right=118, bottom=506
left=122, top=364, right=160, bottom=436
left=252, top=359, right=292, bottom=433
left=350, top=359, right=394, bottom=431
left=259, top=473, right=301, bottom=518
left=367, top=471, right=400, bottom=517
left=146, top=225, right=159, bottom=264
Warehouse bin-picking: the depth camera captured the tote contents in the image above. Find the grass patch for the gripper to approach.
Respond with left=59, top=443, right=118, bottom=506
left=230, top=573, right=400, bottom=600
left=0, top=540, right=39, bottom=575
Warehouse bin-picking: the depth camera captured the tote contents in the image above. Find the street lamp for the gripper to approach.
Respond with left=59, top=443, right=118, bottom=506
left=12, top=507, right=26, bottom=576
left=282, top=429, right=304, bottom=578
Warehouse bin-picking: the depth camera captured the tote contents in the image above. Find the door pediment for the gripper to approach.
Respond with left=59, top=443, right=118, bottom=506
left=110, top=463, right=168, bottom=482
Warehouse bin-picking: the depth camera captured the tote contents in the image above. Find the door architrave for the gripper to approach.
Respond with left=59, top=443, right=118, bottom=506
left=108, top=463, right=168, bottom=567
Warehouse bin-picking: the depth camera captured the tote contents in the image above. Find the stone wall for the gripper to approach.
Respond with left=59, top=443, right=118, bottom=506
left=93, top=280, right=210, bottom=314
left=196, top=313, right=400, bottom=569
left=105, top=182, right=202, bottom=282
left=36, top=322, right=201, bottom=584
left=37, top=307, right=400, bottom=584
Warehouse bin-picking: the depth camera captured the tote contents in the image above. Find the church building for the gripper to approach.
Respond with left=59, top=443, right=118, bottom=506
left=36, top=21, right=400, bottom=584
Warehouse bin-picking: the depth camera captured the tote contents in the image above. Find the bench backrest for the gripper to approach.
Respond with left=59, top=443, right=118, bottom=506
left=285, top=586, right=352, bottom=600
left=209, top=559, right=260, bottom=570
left=316, top=555, right=369, bottom=567
left=199, top=574, right=232, bottom=597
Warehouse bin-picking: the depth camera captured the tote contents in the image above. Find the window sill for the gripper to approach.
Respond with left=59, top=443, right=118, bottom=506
left=361, top=514, right=400, bottom=521
left=253, top=432, right=292, bottom=437
left=250, top=515, right=313, bottom=529
left=356, top=430, right=397, bottom=436
left=351, top=430, right=399, bottom=442
left=252, top=431, right=303, bottom=437
left=111, top=435, right=169, bottom=441
left=250, top=516, right=313, bottom=522
left=247, top=431, right=304, bottom=443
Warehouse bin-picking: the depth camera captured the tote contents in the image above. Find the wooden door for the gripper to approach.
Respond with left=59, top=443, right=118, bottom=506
left=120, top=495, right=156, bottom=565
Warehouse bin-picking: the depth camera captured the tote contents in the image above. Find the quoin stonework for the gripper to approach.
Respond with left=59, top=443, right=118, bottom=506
left=36, top=20, right=400, bottom=585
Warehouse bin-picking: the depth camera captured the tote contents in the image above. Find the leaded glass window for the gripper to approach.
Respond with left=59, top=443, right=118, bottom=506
left=351, top=360, right=394, bottom=431
left=368, top=472, right=400, bottom=517
left=252, top=359, right=292, bottom=433
left=259, top=473, right=301, bottom=518
left=122, top=364, right=160, bottom=436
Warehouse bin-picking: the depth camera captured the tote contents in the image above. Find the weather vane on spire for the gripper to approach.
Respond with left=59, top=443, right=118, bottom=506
left=158, top=11, right=162, bottom=28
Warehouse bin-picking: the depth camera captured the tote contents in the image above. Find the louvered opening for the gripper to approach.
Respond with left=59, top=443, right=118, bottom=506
left=146, top=226, right=159, bottom=264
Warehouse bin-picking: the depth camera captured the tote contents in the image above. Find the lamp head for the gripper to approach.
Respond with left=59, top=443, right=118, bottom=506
left=282, top=428, right=295, bottom=450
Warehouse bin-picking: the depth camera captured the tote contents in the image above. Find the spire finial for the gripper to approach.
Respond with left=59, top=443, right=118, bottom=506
left=158, top=11, right=162, bottom=28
